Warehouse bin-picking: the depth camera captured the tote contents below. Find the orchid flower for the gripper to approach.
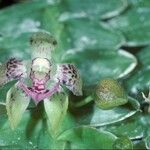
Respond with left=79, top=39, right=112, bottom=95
left=0, top=31, right=82, bottom=129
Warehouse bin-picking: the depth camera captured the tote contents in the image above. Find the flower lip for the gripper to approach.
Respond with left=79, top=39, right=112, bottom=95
left=31, top=58, right=51, bottom=72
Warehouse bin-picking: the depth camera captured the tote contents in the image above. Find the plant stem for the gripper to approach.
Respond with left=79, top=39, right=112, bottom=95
left=74, top=96, right=93, bottom=108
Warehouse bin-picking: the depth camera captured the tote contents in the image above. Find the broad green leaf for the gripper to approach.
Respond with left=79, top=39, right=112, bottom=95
left=76, top=97, right=139, bottom=127
left=138, top=115, right=150, bottom=149
left=139, top=115, right=150, bottom=149
left=102, top=115, right=143, bottom=140
left=62, top=49, right=137, bottom=86
left=0, top=0, right=57, bottom=36
left=58, top=126, right=117, bottom=149
left=44, top=92, right=68, bottom=137
left=0, top=111, right=42, bottom=149
left=108, top=6, right=150, bottom=46
left=43, top=10, right=126, bottom=59
left=127, top=47, right=150, bottom=94
left=60, top=0, right=128, bottom=20
left=38, top=125, right=66, bottom=149
left=60, top=18, right=125, bottom=50
left=6, top=83, right=30, bottom=129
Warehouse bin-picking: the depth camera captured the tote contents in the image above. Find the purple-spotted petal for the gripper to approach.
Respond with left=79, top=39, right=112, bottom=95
left=0, top=58, right=27, bottom=86
left=57, top=64, right=83, bottom=96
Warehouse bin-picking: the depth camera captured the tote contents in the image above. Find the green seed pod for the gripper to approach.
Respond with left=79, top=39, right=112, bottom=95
left=95, top=79, right=128, bottom=110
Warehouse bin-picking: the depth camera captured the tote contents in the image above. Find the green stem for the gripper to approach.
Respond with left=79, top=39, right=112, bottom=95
left=74, top=96, right=93, bottom=108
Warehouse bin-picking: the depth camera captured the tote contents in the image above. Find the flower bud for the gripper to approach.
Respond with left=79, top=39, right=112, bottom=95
left=95, top=79, right=128, bottom=109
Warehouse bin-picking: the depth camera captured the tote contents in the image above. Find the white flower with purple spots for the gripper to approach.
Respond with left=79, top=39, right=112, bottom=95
left=0, top=31, right=82, bottom=105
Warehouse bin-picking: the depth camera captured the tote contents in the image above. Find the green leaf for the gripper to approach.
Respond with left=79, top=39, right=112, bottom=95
left=77, top=97, right=139, bottom=127
left=0, top=111, right=42, bottom=149
left=60, top=0, right=128, bottom=20
left=6, top=83, right=30, bottom=129
left=58, top=126, right=117, bottom=149
left=62, top=49, right=137, bottom=86
left=127, top=47, right=150, bottom=94
left=60, top=18, right=125, bottom=50
left=103, top=115, right=143, bottom=140
left=44, top=92, right=68, bottom=137
left=58, top=112, right=76, bottom=135
left=108, top=5, right=150, bottom=46
left=38, top=125, right=66, bottom=149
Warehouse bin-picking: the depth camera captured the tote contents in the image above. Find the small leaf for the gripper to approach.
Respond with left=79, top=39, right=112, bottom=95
left=94, top=79, right=128, bottom=109
left=6, top=83, right=30, bottom=129
left=58, top=126, right=117, bottom=149
left=44, top=92, right=68, bottom=137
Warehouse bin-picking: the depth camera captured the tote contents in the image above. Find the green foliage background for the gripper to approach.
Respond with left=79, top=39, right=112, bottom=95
left=0, top=0, right=150, bottom=149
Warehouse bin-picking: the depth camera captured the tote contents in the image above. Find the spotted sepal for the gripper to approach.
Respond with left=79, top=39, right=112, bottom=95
left=57, top=64, right=83, bottom=96
left=30, top=31, right=57, bottom=60
left=0, top=58, right=27, bottom=86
